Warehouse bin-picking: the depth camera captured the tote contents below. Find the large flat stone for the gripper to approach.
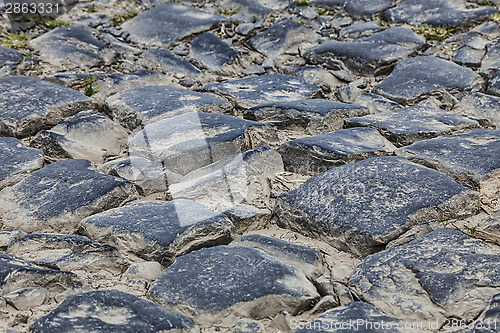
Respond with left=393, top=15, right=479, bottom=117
left=275, top=156, right=479, bottom=257
left=30, top=290, right=197, bottom=333
left=128, top=112, right=277, bottom=176
left=249, top=19, right=320, bottom=59
left=0, top=159, right=134, bottom=233
left=384, top=0, right=498, bottom=27
left=480, top=42, right=500, bottom=72
left=121, top=3, right=229, bottom=47
left=105, top=85, right=232, bottom=131
left=203, top=74, right=322, bottom=109
left=189, top=32, right=240, bottom=72
left=344, top=106, right=479, bottom=146
left=7, top=233, right=123, bottom=273
left=31, top=26, right=116, bottom=68
left=453, top=92, right=500, bottom=127
left=79, top=199, right=233, bottom=266
left=142, top=48, right=202, bottom=78
left=148, top=245, right=319, bottom=321
left=278, top=127, right=396, bottom=175
left=350, top=228, right=500, bottom=323
left=0, top=137, right=43, bottom=189
left=0, top=76, right=96, bottom=138
left=170, top=146, right=284, bottom=211
left=357, top=26, right=426, bottom=48
left=293, top=302, right=407, bottom=333
left=397, top=129, right=500, bottom=210
left=243, top=99, right=368, bottom=134
left=30, top=110, right=128, bottom=164
left=305, top=39, right=415, bottom=76
left=0, top=253, right=79, bottom=295
left=373, top=56, right=480, bottom=105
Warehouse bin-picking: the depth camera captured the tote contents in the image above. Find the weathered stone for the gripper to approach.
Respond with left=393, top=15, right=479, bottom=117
left=203, top=74, right=322, bottom=109
left=31, top=26, right=116, bottom=68
left=459, top=294, right=500, bottom=333
left=480, top=42, right=500, bottom=72
left=0, top=254, right=79, bottom=295
left=233, top=319, right=266, bottom=333
left=453, top=92, right=500, bottom=127
left=0, top=45, right=25, bottom=77
left=354, top=92, right=402, bottom=114
left=123, top=261, right=163, bottom=282
left=384, top=0, right=497, bottom=27
left=79, top=199, right=233, bottom=266
left=230, top=234, right=324, bottom=279
left=343, top=0, right=393, bottom=17
left=305, top=39, right=415, bottom=76
left=275, top=156, right=479, bottom=257
left=30, top=110, right=128, bottom=164
left=121, top=3, right=228, bottom=47
left=249, top=19, right=320, bottom=59
left=169, top=146, right=284, bottom=210
left=397, top=129, right=500, bottom=210
left=142, top=48, right=202, bottom=78
left=190, top=32, right=240, bottom=72
left=373, top=56, right=480, bottom=105
left=278, top=127, right=396, bottom=175
left=99, top=156, right=180, bottom=196
left=3, top=287, right=48, bottom=311
left=0, top=76, right=96, bottom=138
left=279, top=65, right=344, bottom=92
left=0, top=159, right=134, bottom=233
left=105, top=86, right=232, bottom=131
left=294, top=302, right=407, bottom=333
left=344, top=106, right=479, bottom=146
left=487, top=70, right=500, bottom=97
left=129, top=112, right=277, bottom=176
left=222, top=0, right=291, bottom=16
left=244, top=99, right=368, bottom=134
left=359, top=26, right=426, bottom=48
left=453, top=36, right=488, bottom=67
left=339, top=21, right=382, bottom=39
left=7, top=233, right=123, bottom=273
left=29, top=290, right=196, bottom=333
left=149, top=245, right=319, bottom=320
left=0, top=137, right=43, bottom=189
left=350, top=228, right=500, bottom=323
left=0, top=230, right=25, bottom=249
left=219, top=203, right=270, bottom=234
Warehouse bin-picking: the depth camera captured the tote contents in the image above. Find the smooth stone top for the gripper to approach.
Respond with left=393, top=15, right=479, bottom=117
left=0, top=137, right=43, bottom=189
left=30, top=290, right=196, bottom=333
left=122, top=3, right=229, bottom=47
left=373, top=56, right=480, bottom=104
left=0, top=45, right=24, bottom=67
left=385, top=0, right=498, bottom=27
left=203, top=74, right=322, bottom=109
left=190, top=32, right=240, bottom=71
left=142, top=48, right=202, bottom=78
left=357, top=26, right=425, bottom=47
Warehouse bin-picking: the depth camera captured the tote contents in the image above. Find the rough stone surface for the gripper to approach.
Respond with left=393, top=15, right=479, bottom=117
left=384, top=0, right=498, bottom=27
left=453, top=92, right=500, bottom=127
left=129, top=112, right=277, bottom=176
left=219, top=203, right=270, bottom=234
left=190, top=32, right=240, bottom=72
left=480, top=42, right=500, bottom=72
left=244, top=99, right=368, bottom=134
left=354, top=92, right=402, bottom=114
left=169, top=146, right=284, bottom=210
left=79, top=199, right=233, bottom=265
left=142, top=48, right=202, bottom=78
left=0, top=253, right=79, bottom=295
left=397, top=129, right=500, bottom=210
left=294, top=302, right=406, bottom=333
left=0, top=45, right=26, bottom=77
left=345, top=106, right=479, bottom=146
left=350, top=228, right=500, bottom=323
left=275, top=156, right=479, bottom=256
left=357, top=26, right=425, bottom=48
left=203, top=74, right=322, bottom=109
left=105, top=85, right=232, bottom=131
left=278, top=127, right=396, bottom=175
left=3, top=287, right=48, bottom=311
left=30, top=110, right=128, bottom=164
left=453, top=36, right=488, bottom=67
left=487, top=70, right=500, bottom=97
left=0, top=159, right=134, bottom=233
left=459, top=294, right=500, bottom=333
left=7, top=233, right=123, bottom=273
left=31, top=26, right=116, bottom=68
left=149, top=245, right=319, bottom=320
left=373, top=56, right=480, bottom=105
left=0, top=137, right=43, bottom=190
left=29, top=290, right=196, bottom=332
left=121, top=3, right=229, bottom=47
left=222, top=0, right=291, bottom=16
left=0, top=76, right=96, bottom=138
left=249, top=19, right=320, bottom=60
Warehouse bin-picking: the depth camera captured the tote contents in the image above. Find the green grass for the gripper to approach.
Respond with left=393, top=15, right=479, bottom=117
left=317, top=8, right=333, bottom=15
left=111, top=10, right=138, bottom=25
left=413, top=25, right=456, bottom=41
left=295, top=0, right=309, bottom=6
left=0, top=33, right=28, bottom=50
left=378, top=20, right=390, bottom=27
left=480, top=0, right=497, bottom=6
left=214, top=6, right=241, bottom=15
left=79, top=76, right=100, bottom=97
